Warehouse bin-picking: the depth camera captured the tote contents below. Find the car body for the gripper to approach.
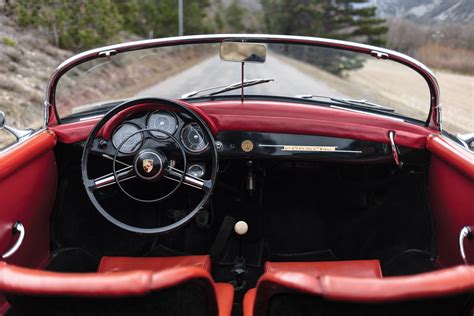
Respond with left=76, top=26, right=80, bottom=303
left=0, top=34, right=472, bottom=315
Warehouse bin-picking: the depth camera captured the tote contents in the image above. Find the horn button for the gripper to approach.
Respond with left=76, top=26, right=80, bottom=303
left=134, top=150, right=167, bottom=181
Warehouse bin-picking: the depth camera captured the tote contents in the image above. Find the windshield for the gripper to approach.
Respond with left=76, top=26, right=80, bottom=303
left=55, top=41, right=431, bottom=122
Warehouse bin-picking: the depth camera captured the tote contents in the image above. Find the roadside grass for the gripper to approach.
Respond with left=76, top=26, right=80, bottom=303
left=417, top=44, right=474, bottom=75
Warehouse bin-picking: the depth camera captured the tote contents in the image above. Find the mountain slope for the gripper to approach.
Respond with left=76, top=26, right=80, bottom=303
left=372, top=0, right=474, bottom=24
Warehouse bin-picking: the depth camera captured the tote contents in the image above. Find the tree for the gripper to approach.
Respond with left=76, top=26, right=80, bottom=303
left=16, top=0, right=123, bottom=50
left=262, top=0, right=386, bottom=44
left=261, top=0, right=388, bottom=75
left=224, top=0, right=246, bottom=32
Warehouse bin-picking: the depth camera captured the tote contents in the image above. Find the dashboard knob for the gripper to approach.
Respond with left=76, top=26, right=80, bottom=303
left=234, top=221, right=248, bottom=236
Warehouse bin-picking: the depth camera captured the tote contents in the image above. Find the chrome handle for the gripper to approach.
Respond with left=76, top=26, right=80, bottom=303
left=388, top=131, right=402, bottom=167
left=459, top=226, right=473, bottom=265
left=2, top=222, right=25, bottom=259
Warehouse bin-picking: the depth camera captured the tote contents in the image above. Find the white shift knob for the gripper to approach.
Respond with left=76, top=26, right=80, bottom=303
left=234, top=221, right=248, bottom=236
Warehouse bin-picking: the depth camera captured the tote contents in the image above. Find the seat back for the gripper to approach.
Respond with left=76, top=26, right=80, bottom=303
left=0, top=262, right=219, bottom=316
left=252, top=266, right=474, bottom=316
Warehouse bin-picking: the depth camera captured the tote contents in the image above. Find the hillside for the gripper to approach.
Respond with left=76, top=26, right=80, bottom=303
left=0, top=12, right=71, bottom=130
left=371, top=0, right=474, bottom=24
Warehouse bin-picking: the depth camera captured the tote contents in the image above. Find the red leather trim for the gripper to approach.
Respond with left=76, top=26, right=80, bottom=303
left=426, top=135, right=474, bottom=267
left=243, top=288, right=256, bottom=316
left=0, top=131, right=58, bottom=315
left=264, top=260, right=382, bottom=278
left=0, top=263, right=233, bottom=315
left=320, top=265, right=474, bottom=303
left=429, top=159, right=474, bottom=267
left=98, top=255, right=211, bottom=273
left=50, top=100, right=433, bottom=149
left=215, top=283, right=235, bottom=316
left=0, top=131, right=56, bottom=180
left=426, top=135, right=474, bottom=179
left=247, top=265, right=474, bottom=315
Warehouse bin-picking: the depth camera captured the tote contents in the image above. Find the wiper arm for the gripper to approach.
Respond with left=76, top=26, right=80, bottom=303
left=181, top=78, right=274, bottom=98
left=297, top=95, right=394, bottom=112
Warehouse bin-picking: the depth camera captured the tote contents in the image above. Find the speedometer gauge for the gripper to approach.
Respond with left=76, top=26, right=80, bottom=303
left=147, top=111, right=178, bottom=138
left=112, top=123, right=143, bottom=154
left=180, top=123, right=209, bottom=153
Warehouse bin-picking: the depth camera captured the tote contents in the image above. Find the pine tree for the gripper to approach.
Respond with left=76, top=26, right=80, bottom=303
left=261, top=0, right=387, bottom=45
left=261, top=0, right=388, bottom=75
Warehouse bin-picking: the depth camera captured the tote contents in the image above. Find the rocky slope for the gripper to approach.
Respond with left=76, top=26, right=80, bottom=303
left=371, top=0, right=474, bottom=24
left=0, top=10, right=71, bottom=130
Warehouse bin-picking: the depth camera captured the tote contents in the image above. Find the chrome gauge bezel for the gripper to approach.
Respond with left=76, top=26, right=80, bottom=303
left=180, top=122, right=210, bottom=154
left=146, top=110, right=179, bottom=139
left=111, top=122, right=143, bottom=154
left=187, top=163, right=206, bottom=178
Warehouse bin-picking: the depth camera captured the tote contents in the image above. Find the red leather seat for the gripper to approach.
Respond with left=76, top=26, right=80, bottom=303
left=264, top=259, right=382, bottom=278
left=98, top=255, right=211, bottom=273
left=0, top=258, right=234, bottom=316
left=244, top=263, right=474, bottom=316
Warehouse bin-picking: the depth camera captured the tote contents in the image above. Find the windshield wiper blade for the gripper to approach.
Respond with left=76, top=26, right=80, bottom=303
left=296, top=95, right=395, bottom=112
left=181, top=78, right=274, bottom=98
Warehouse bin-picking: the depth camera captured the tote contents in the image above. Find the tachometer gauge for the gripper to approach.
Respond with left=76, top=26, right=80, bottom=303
left=112, top=123, right=143, bottom=154
left=180, top=123, right=209, bottom=153
left=147, top=111, right=178, bottom=138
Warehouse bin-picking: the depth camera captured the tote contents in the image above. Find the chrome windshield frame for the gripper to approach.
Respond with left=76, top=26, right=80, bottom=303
left=45, top=34, right=441, bottom=130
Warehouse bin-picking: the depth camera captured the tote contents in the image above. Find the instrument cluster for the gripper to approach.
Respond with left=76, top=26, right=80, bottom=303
left=110, top=110, right=209, bottom=155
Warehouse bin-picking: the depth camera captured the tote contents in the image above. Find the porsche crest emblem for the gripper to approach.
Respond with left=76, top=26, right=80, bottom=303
left=142, top=159, right=154, bottom=173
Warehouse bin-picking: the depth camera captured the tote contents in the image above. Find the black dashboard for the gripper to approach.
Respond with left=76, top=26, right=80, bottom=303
left=215, top=131, right=397, bottom=162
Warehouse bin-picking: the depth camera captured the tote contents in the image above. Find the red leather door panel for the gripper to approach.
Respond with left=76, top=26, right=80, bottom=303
left=427, top=135, right=474, bottom=267
left=0, top=130, right=58, bottom=314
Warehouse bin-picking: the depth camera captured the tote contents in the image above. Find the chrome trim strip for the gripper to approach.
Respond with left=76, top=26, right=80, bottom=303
left=258, top=144, right=362, bottom=153
left=2, top=222, right=25, bottom=259
left=45, top=34, right=440, bottom=130
left=79, top=114, right=105, bottom=121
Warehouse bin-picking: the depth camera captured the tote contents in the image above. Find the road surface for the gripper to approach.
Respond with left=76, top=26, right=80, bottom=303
left=134, top=53, right=346, bottom=99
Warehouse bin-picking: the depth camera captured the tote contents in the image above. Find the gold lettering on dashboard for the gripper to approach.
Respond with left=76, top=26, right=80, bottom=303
left=281, top=145, right=338, bottom=152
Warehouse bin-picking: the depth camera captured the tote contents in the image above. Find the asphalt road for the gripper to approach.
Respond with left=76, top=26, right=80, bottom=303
left=134, top=53, right=346, bottom=99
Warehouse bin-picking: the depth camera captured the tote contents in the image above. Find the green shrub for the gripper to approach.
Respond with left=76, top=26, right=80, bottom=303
left=2, top=37, right=16, bottom=47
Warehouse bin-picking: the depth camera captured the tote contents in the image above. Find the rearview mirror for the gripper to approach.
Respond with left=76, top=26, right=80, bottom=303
left=220, top=42, right=266, bottom=63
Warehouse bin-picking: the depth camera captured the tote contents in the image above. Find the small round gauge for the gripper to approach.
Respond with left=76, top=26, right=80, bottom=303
left=180, top=123, right=209, bottom=153
left=187, top=163, right=206, bottom=178
left=147, top=111, right=178, bottom=138
left=112, top=123, right=143, bottom=154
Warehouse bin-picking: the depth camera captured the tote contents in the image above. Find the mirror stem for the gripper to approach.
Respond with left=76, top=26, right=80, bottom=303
left=241, top=62, right=245, bottom=103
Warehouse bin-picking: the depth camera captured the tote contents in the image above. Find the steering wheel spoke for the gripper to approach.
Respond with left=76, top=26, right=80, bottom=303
left=91, top=165, right=136, bottom=191
left=164, top=166, right=211, bottom=192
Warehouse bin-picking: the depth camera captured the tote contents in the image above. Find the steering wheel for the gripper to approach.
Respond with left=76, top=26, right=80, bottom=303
left=81, top=98, right=218, bottom=234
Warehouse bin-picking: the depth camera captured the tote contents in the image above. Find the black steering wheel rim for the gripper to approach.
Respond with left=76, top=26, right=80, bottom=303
left=81, top=98, right=218, bottom=234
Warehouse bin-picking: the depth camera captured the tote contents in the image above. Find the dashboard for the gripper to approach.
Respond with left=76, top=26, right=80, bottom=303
left=94, top=109, right=401, bottom=168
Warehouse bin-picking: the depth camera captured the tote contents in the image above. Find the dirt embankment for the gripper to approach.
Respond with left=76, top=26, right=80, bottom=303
left=0, top=13, right=71, bottom=129
left=56, top=45, right=212, bottom=118
left=0, top=10, right=210, bottom=149
left=0, top=12, right=71, bottom=147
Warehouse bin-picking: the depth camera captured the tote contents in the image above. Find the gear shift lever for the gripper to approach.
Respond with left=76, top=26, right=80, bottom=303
left=232, top=221, right=248, bottom=290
